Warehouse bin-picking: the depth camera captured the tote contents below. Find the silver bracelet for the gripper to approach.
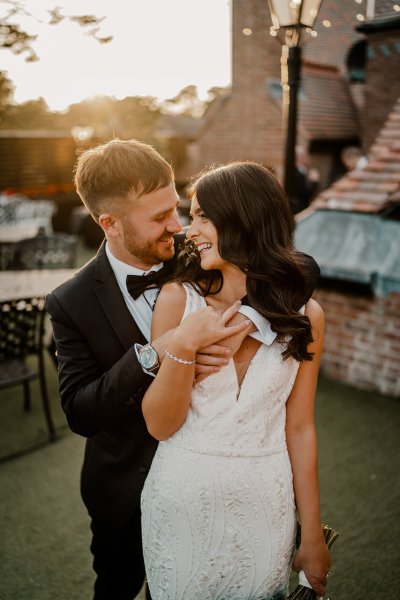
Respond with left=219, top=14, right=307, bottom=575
left=165, top=349, right=195, bottom=365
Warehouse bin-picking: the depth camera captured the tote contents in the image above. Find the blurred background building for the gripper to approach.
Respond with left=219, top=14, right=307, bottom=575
left=1, top=0, right=399, bottom=397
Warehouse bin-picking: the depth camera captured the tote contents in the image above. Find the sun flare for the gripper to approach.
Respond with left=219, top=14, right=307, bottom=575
left=1, top=0, right=231, bottom=111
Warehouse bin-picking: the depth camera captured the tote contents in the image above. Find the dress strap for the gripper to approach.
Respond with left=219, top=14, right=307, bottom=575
left=181, top=282, right=207, bottom=320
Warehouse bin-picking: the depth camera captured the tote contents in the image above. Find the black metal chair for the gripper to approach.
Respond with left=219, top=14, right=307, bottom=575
left=11, top=232, right=78, bottom=270
left=0, top=242, right=15, bottom=271
left=0, top=297, right=56, bottom=441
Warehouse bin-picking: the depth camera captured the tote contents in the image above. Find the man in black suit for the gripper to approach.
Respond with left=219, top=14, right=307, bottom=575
left=46, top=139, right=252, bottom=600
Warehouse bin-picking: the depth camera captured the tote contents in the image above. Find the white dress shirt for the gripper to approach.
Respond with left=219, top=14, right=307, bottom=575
left=106, top=243, right=162, bottom=342
left=106, top=242, right=282, bottom=346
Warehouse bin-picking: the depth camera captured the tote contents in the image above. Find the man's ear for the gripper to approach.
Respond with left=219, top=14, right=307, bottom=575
left=98, top=213, right=120, bottom=237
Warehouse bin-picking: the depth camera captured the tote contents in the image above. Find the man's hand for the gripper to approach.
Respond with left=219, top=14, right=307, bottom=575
left=195, top=313, right=256, bottom=383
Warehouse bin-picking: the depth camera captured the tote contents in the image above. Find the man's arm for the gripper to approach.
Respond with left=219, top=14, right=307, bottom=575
left=46, top=292, right=153, bottom=438
left=195, top=312, right=255, bottom=382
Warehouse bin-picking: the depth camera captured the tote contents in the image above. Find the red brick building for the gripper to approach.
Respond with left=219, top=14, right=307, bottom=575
left=164, top=0, right=400, bottom=397
left=171, top=0, right=369, bottom=187
left=0, top=131, right=77, bottom=197
left=296, top=8, right=400, bottom=398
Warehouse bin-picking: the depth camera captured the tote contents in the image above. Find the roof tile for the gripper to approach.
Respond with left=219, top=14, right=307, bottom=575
left=299, top=64, right=359, bottom=140
left=308, top=97, right=400, bottom=213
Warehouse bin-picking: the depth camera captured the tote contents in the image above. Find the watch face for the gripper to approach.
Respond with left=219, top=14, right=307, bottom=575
left=140, top=345, right=158, bottom=369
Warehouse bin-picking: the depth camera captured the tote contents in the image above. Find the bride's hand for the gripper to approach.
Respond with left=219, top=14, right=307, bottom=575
left=292, top=539, right=332, bottom=597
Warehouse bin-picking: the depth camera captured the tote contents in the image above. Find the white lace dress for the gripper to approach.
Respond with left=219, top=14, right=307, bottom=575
left=141, top=284, right=300, bottom=600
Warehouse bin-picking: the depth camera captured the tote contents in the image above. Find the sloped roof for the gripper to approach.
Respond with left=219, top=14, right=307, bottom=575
left=303, top=1, right=400, bottom=69
left=362, top=1, right=400, bottom=26
left=311, top=97, right=400, bottom=212
left=177, top=62, right=358, bottom=181
left=174, top=1, right=399, bottom=183
left=302, top=0, right=363, bottom=70
left=299, top=63, right=359, bottom=140
left=295, top=96, right=400, bottom=294
left=185, top=93, right=231, bottom=140
left=174, top=94, right=233, bottom=181
left=153, top=114, right=203, bottom=140
left=374, top=0, right=400, bottom=19
left=295, top=210, right=400, bottom=295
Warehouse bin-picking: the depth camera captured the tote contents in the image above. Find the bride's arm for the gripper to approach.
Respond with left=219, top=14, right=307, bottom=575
left=285, top=299, right=332, bottom=597
left=143, top=283, right=249, bottom=440
left=143, top=283, right=193, bottom=440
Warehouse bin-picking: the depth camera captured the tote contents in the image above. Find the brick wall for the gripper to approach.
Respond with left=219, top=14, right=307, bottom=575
left=314, top=287, right=400, bottom=397
left=363, top=28, right=400, bottom=151
left=177, top=0, right=285, bottom=182
left=177, top=0, right=364, bottom=184
left=0, top=136, right=77, bottom=196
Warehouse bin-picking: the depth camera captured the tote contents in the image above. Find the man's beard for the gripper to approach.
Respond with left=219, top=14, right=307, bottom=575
left=122, top=222, right=175, bottom=265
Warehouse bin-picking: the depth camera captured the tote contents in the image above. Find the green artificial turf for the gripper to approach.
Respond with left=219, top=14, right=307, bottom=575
left=1, top=373, right=399, bottom=599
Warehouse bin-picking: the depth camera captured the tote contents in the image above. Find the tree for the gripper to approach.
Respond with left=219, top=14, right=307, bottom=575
left=58, top=95, right=161, bottom=142
left=161, top=85, right=206, bottom=118
left=1, top=96, right=54, bottom=128
left=0, top=69, right=13, bottom=105
left=160, top=84, right=231, bottom=118
left=0, top=1, right=112, bottom=62
left=0, top=70, right=14, bottom=124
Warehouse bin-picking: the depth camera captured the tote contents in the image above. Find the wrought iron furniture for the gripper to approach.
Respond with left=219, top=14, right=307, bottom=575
left=0, top=224, right=41, bottom=270
left=11, top=232, right=78, bottom=270
left=0, top=296, right=56, bottom=441
left=0, top=195, right=56, bottom=270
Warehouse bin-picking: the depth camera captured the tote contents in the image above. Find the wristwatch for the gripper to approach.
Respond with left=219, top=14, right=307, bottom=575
left=135, top=343, right=160, bottom=374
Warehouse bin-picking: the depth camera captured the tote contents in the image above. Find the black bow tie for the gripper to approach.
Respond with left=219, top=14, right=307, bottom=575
left=126, top=261, right=175, bottom=300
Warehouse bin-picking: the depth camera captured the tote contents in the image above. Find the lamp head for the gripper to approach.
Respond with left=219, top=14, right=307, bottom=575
left=267, top=0, right=323, bottom=29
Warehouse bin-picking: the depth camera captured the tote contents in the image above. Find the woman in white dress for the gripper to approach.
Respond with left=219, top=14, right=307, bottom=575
left=141, top=162, right=332, bottom=600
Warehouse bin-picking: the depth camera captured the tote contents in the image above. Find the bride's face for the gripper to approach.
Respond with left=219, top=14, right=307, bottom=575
left=187, top=196, right=226, bottom=271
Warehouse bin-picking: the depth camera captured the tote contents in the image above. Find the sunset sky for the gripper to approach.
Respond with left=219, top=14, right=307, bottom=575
left=1, top=0, right=232, bottom=111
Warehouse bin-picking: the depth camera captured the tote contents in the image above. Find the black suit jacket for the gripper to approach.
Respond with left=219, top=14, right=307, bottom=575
left=46, top=238, right=319, bottom=527
left=45, top=241, right=183, bottom=527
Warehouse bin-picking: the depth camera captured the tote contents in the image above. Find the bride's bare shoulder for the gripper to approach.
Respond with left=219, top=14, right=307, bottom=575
left=152, top=282, right=187, bottom=335
left=158, top=282, right=186, bottom=305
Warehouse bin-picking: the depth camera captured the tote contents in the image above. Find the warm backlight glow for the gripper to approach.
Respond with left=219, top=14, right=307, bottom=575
left=1, top=0, right=231, bottom=111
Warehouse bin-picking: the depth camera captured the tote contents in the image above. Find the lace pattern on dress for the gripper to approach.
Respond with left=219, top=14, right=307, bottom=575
left=142, top=282, right=299, bottom=599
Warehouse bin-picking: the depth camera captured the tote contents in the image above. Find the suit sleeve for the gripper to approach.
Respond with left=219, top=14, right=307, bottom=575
left=299, top=252, right=320, bottom=302
left=46, top=291, right=152, bottom=438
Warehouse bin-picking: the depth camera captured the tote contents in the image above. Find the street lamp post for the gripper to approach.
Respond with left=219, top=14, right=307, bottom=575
left=267, top=0, right=323, bottom=203
left=283, top=43, right=302, bottom=200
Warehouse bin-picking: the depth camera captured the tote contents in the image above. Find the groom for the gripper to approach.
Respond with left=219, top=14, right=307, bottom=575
left=46, top=139, right=253, bottom=600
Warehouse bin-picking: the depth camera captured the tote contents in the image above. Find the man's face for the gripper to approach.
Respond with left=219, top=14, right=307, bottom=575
left=113, top=182, right=182, bottom=269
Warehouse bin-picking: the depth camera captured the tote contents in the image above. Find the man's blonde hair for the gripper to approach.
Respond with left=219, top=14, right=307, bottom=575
left=74, top=139, right=174, bottom=221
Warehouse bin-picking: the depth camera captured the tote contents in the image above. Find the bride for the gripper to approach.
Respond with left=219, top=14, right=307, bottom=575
left=140, top=161, right=331, bottom=600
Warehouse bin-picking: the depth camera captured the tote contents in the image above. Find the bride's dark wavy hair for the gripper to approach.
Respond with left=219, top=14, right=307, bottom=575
left=176, top=161, right=314, bottom=362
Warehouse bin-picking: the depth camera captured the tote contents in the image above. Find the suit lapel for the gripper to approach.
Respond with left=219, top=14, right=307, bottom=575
left=91, top=234, right=185, bottom=351
left=93, top=244, right=147, bottom=350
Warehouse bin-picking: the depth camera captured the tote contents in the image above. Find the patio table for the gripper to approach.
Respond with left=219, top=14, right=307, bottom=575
left=0, top=268, right=77, bottom=302
left=0, top=224, right=40, bottom=243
